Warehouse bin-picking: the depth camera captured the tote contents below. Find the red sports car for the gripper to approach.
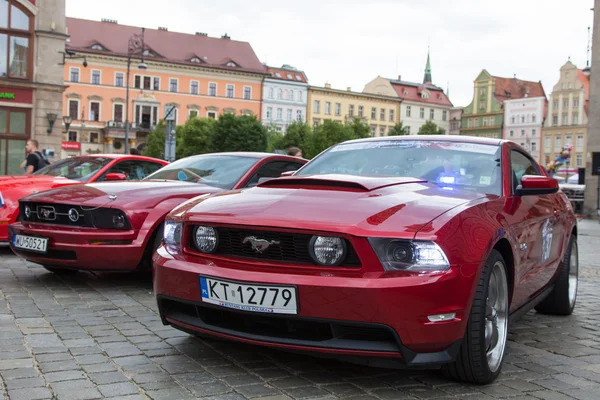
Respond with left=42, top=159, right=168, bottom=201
left=153, top=136, right=578, bottom=384
left=8, top=153, right=306, bottom=274
left=0, top=154, right=168, bottom=243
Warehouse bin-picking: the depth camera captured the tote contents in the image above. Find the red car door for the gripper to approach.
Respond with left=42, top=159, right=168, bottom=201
left=506, top=149, right=562, bottom=309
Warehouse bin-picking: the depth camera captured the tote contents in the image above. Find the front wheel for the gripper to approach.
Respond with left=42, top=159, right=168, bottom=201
left=442, top=250, right=509, bottom=384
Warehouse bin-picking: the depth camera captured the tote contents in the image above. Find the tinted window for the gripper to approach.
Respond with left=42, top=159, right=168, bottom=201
left=296, top=140, right=502, bottom=195
left=34, top=157, right=112, bottom=182
left=245, top=161, right=305, bottom=187
left=511, top=150, right=540, bottom=192
left=144, top=155, right=258, bottom=189
left=100, top=160, right=164, bottom=181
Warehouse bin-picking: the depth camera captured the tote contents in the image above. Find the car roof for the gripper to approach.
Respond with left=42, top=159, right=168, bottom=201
left=181, top=152, right=306, bottom=161
left=343, top=135, right=505, bottom=146
left=70, top=154, right=168, bottom=163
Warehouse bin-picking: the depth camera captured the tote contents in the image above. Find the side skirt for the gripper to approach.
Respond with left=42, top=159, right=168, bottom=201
left=508, top=285, right=554, bottom=324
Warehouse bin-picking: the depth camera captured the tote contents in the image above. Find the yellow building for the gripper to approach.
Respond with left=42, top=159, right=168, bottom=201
left=307, top=84, right=401, bottom=137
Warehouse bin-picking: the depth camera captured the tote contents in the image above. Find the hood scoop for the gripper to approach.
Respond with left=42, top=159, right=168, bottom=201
left=257, top=175, right=427, bottom=192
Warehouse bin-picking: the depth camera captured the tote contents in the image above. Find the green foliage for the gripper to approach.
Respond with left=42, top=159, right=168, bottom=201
left=303, top=119, right=368, bottom=159
left=209, top=113, right=268, bottom=153
left=418, top=120, right=445, bottom=135
left=178, top=117, right=216, bottom=158
left=271, top=122, right=312, bottom=154
left=143, top=120, right=167, bottom=159
left=388, top=122, right=408, bottom=136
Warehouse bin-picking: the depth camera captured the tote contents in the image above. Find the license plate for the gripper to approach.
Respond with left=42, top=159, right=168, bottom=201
left=12, top=234, right=48, bottom=253
left=200, top=276, right=298, bottom=315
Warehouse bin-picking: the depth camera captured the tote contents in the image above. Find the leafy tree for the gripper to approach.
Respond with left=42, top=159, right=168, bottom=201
left=418, top=120, right=445, bottom=135
left=178, top=117, right=216, bottom=159
left=209, top=113, right=268, bottom=153
left=347, top=117, right=371, bottom=139
left=271, top=122, right=313, bottom=154
left=388, top=122, right=408, bottom=136
left=304, top=120, right=356, bottom=159
left=143, top=120, right=167, bottom=159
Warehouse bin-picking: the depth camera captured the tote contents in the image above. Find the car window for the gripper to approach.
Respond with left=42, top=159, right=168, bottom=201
left=99, top=160, right=164, bottom=181
left=510, top=150, right=540, bottom=192
left=244, top=161, right=305, bottom=187
left=33, top=157, right=112, bottom=182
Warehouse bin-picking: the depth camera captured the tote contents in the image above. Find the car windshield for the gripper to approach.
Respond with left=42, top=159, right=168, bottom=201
left=33, top=157, right=112, bottom=182
left=296, top=140, right=503, bottom=196
left=144, top=155, right=258, bottom=189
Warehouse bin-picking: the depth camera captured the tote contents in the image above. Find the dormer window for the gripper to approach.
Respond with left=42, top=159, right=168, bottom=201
left=286, top=74, right=292, bottom=79
left=226, top=61, right=237, bottom=67
left=421, top=92, right=429, bottom=99
left=190, top=57, right=202, bottom=63
left=91, top=44, right=105, bottom=51
left=142, top=49, right=156, bottom=57
left=275, top=72, right=282, bottom=78
left=295, top=75, right=302, bottom=81
left=403, top=90, right=409, bottom=95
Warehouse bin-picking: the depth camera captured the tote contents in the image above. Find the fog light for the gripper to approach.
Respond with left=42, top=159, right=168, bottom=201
left=24, top=205, right=31, bottom=218
left=427, top=313, right=456, bottom=322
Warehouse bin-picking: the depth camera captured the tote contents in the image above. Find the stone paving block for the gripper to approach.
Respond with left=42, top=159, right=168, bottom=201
left=98, top=382, right=140, bottom=397
left=7, top=387, right=53, bottom=400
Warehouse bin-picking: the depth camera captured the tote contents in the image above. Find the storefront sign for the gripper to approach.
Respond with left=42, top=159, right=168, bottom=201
left=0, top=87, right=33, bottom=104
left=61, top=142, right=81, bottom=150
left=0, top=92, right=15, bottom=99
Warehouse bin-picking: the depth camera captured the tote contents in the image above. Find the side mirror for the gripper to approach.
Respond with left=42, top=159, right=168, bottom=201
left=281, top=170, right=296, bottom=177
left=516, top=175, right=559, bottom=196
left=105, top=172, right=127, bottom=181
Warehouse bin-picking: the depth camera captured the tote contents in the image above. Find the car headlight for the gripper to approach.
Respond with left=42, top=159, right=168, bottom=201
left=91, top=208, right=131, bottom=230
left=0, top=192, right=4, bottom=208
left=368, top=238, right=449, bottom=272
left=163, top=220, right=182, bottom=249
left=194, top=226, right=218, bottom=253
left=309, top=236, right=347, bottom=266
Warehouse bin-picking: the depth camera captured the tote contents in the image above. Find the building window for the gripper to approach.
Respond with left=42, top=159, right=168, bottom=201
left=268, top=87, right=274, bottom=99
left=577, top=135, right=584, bottom=151
left=370, top=125, right=376, bottom=136
left=191, top=81, right=199, bottom=95
left=532, top=114, right=536, bottom=123
left=555, top=136, right=562, bottom=148
left=479, top=100, right=484, bottom=110
left=566, top=135, right=572, bottom=146
left=406, top=126, right=411, bottom=135
left=380, top=109, right=385, bottom=121
left=325, top=102, right=331, bottom=115
left=226, top=84, right=234, bottom=98
left=113, top=104, right=123, bottom=123
left=209, top=83, right=217, bottom=96
left=552, top=116, right=558, bottom=125
left=143, top=76, right=151, bottom=90
left=420, top=108, right=424, bottom=119
left=577, top=154, right=583, bottom=167
left=277, top=89, right=283, bottom=100
left=479, top=88, right=485, bottom=96
left=115, top=72, right=124, bottom=87
left=521, top=116, right=525, bottom=123
left=532, top=128, right=537, bottom=137
left=442, top=111, right=447, bottom=121
left=348, top=105, right=354, bottom=118
left=314, top=100, right=320, bottom=114
left=335, top=103, right=341, bottom=116
left=511, top=116, right=515, bottom=124
left=429, top=109, right=434, bottom=120
left=266, top=107, right=272, bottom=119
left=358, top=106, right=364, bottom=118
left=276, top=108, right=282, bottom=120
left=90, top=102, right=100, bottom=121
left=380, top=126, right=386, bottom=136
left=68, top=131, right=77, bottom=142
left=134, top=75, right=141, bottom=89
left=521, top=130, right=525, bottom=137
left=313, top=119, right=320, bottom=128
left=563, top=100, right=569, bottom=108
left=545, top=136, right=551, bottom=150
left=289, top=90, right=294, bottom=101
left=406, top=106, right=411, bottom=117
left=90, top=132, right=99, bottom=144
left=169, top=78, right=178, bottom=92
left=474, top=119, right=479, bottom=128
left=563, top=115, right=568, bottom=125
left=483, top=119, right=488, bottom=127
left=207, top=111, right=217, bottom=119
left=371, top=107, right=377, bottom=120
left=68, top=100, right=79, bottom=120
left=510, top=130, right=514, bottom=137
left=573, top=115, right=579, bottom=125
left=91, top=70, right=101, bottom=84
left=297, top=92, right=303, bottom=102
left=553, top=100, right=558, bottom=109
left=244, top=86, right=251, bottom=100
left=287, top=109, right=292, bottom=121
left=468, top=119, right=472, bottom=128
left=296, top=110, right=303, bottom=121
left=0, top=2, right=32, bottom=79
left=389, top=109, right=395, bottom=122
left=153, top=77, right=160, bottom=90
left=70, top=67, right=79, bottom=82
left=574, top=99, right=580, bottom=108
left=189, top=110, right=198, bottom=120
left=531, top=142, right=537, bottom=152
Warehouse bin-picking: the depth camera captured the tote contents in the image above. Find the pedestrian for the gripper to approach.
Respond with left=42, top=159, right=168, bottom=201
left=287, top=146, right=303, bottom=158
left=23, top=139, right=49, bottom=175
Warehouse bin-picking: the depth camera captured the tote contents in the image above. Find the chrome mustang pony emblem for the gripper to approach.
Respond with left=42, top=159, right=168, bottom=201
left=242, top=236, right=280, bottom=253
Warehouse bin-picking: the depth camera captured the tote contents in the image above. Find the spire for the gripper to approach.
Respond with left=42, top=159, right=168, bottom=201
left=423, top=46, right=432, bottom=84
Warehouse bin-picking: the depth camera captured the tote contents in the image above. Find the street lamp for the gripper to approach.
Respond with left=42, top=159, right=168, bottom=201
left=124, top=28, right=148, bottom=154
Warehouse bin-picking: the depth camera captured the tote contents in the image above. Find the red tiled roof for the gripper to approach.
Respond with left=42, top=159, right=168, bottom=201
left=65, top=17, right=267, bottom=75
left=390, top=80, right=452, bottom=106
left=492, top=76, right=546, bottom=103
left=266, top=66, right=308, bottom=83
left=577, top=69, right=591, bottom=114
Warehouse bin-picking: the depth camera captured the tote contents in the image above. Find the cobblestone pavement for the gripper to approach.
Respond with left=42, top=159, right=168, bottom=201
left=1, top=220, right=600, bottom=400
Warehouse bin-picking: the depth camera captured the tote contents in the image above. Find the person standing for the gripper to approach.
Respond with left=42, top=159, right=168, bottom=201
left=24, top=140, right=49, bottom=175
left=287, top=147, right=303, bottom=158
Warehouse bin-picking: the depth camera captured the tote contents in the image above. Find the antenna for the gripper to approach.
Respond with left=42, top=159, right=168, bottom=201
left=587, top=26, right=591, bottom=67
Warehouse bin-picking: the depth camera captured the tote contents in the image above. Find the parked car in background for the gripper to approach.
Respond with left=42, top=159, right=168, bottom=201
left=0, top=154, right=168, bottom=243
left=154, top=136, right=577, bottom=385
left=8, top=152, right=307, bottom=274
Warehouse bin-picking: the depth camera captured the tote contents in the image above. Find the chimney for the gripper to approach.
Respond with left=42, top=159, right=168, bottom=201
left=347, top=87, right=351, bottom=92
left=195, top=32, right=208, bottom=36
left=101, top=18, right=117, bottom=24
left=398, top=75, right=402, bottom=81
left=222, top=33, right=230, bottom=39
left=158, top=27, right=168, bottom=31
left=325, top=83, right=331, bottom=89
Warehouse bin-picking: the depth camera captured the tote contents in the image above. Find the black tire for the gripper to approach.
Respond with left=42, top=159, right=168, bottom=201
left=442, top=249, right=509, bottom=384
left=43, top=266, right=78, bottom=275
left=140, top=222, right=164, bottom=270
left=535, top=234, right=578, bottom=316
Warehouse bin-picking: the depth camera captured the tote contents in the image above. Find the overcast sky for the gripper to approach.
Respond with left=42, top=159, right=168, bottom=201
left=65, top=0, right=594, bottom=107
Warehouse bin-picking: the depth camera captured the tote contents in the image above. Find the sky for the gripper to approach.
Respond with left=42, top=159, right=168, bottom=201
left=65, top=0, right=594, bottom=107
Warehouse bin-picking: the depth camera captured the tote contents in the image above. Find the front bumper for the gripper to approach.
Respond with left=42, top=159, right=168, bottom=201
left=153, top=247, right=480, bottom=367
left=8, top=222, right=148, bottom=271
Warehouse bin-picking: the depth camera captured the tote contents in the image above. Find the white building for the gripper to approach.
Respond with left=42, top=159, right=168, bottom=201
left=262, top=65, right=309, bottom=132
left=503, top=96, right=547, bottom=163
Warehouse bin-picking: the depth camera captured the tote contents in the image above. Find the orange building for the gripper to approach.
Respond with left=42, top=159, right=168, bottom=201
left=61, top=18, right=267, bottom=158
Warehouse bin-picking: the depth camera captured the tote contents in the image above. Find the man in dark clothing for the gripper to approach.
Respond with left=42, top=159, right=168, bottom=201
left=24, top=140, right=48, bottom=175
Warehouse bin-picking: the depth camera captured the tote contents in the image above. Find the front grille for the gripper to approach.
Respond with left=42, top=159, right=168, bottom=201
left=191, top=226, right=361, bottom=267
left=159, top=297, right=400, bottom=352
left=20, top=202, right=130, bottom=230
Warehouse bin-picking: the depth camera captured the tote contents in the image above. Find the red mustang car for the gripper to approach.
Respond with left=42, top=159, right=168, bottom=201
left=8, top=153, right=306, bottom=274
left=154, top=136, right=578, bottom=384
left=0, top=154, right=168, bottom=243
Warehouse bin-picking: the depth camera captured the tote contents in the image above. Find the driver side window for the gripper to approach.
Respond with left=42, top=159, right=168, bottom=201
left=510, top=150, right=540, bottom=193
left=98, top=160, right=163, bottom=181
left=244, top=161, right=304, bottom=187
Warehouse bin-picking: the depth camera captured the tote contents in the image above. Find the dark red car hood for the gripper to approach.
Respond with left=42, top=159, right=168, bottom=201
left=21, top=180, right=224, bottom=209
left=175, top=175, right=492, bottom=238
left=0, top=175, right=78, bottom=188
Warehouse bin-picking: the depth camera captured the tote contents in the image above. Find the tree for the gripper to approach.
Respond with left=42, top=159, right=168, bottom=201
left=178, top=117, right=215, bottom=159
left=209, top=113, right=268, bottom=153
left=418, top=120, right=445, bottom=135
left=347, top=117, right=371, bottom=139
left=143, top=121, right=167, bottom=159
left=304, top=120, right=356, bottom=159
left=271, top=122, right=312, bottom=154
left=388, top=122, right=408, bottom=136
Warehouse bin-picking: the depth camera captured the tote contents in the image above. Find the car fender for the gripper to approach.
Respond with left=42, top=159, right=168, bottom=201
left=138, top=196, right=200, bottom=249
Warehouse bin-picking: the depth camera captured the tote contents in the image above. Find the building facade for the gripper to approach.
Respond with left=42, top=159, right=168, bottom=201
left=61, top=18, right=267, bottom=158
left=1, top=0, right=67, bottom=174
left=585, top=0, right=599, bottom=217
left=543, top=61, right=589, bottom=174
left=503, top=96, right=546, bottom=163
left=261, top=65, right=308, bottom=133
left=307, top=84, right=401, bottom=137
left=448, top=107, right=462, bottom=135
left=461, top=70, right=545, bottom=139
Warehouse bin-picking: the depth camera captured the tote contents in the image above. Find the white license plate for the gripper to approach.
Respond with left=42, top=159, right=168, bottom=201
left=200, top=276, right=298, bottom=315
left=13, top=234, right=48, bottom=253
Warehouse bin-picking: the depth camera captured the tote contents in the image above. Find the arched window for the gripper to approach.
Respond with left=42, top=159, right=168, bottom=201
left=289, top=90, right=294, bottom=102
left=277, top=89, right=283, bottom=99
left=1, top=1, right=33, bottom=79
left=268, top=87, right=274, bottom=99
